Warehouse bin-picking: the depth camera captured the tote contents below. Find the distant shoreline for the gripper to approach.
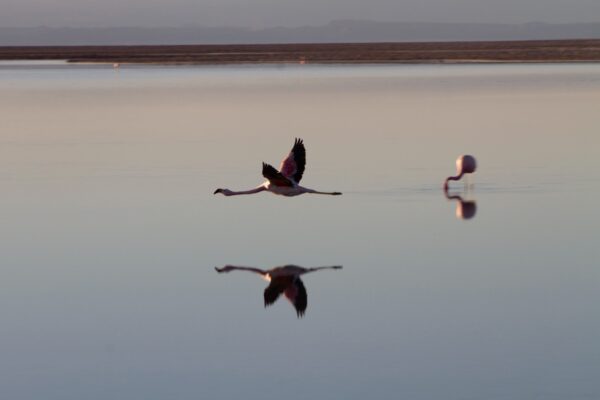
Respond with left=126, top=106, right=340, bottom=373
left=1, top=39, right=599, bottom=65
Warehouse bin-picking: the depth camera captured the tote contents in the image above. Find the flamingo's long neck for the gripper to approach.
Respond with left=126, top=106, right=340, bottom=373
left=225, top=186, right=265, bottom=196
left=233, top=189, right=261, bottom=195
left=444, top=172, right=464, bottom=190
left=218, top=265, right=268, bottom=275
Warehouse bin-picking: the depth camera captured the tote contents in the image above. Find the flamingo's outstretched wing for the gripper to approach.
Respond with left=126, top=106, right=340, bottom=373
left=285, top=277, right=307, bottom=318
left=262, top=163, right=293, bottom=187
left=278, top=138, right=306, bottom=183
left=264, top=280, right=285, bottom=308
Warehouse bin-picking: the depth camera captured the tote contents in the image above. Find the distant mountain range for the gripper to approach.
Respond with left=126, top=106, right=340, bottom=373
left=2, top=20, right=600, bottom=46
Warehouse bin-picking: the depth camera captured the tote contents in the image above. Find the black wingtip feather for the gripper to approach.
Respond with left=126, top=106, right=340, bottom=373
left=291, top=138, right=306, bottom=183
left=293, top=278, right=308, bottom=318
left=263, top=162, right=294, bottom=187
left=264, top=283, right=282, bottom=308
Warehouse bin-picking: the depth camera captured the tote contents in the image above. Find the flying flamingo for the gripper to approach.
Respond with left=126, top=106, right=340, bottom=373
left=214, top=138, right=342, bottom=197
left=444, top=154, right=477, bottom=190
left=215, top=264, right=342, bottom=317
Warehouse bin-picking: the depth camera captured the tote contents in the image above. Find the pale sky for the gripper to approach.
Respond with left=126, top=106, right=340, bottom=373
left=2, top=0, right=599, bottom=28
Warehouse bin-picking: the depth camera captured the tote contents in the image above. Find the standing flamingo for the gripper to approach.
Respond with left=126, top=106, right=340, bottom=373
left=444, top=155, right=477, bottom=190
left=214, top=138, right=341, bottom=197
left=215, top=264, right=342, bottom=317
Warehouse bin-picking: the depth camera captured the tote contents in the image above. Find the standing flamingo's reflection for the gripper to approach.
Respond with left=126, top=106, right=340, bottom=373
left=444, top=189, right=477, bottom=220
left=215, top=264, right=342, bottom=317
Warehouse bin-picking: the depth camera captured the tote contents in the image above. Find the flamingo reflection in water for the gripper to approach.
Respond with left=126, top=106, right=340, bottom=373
left=444, top=189, right=477, bottom=220
left=215, top=264, right=342, bottom=317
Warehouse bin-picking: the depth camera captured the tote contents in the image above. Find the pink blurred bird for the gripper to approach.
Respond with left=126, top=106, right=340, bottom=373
left=444, top=154, right=477, bottom=190
left=214, top=138, right=341, bottom=197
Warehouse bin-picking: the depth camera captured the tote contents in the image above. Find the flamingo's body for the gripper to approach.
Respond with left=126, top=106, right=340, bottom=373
left=214, top=138, right=341, bottom=197
left=444, top=154, right=477, bottom=190
left=215, top=264, right=342, bottom=317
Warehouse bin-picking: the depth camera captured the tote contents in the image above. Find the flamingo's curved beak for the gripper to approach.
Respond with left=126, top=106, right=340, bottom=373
left=214, top=189, right=221, bottom=195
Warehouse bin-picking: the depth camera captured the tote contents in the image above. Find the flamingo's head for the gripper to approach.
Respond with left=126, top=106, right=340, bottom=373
left=214, top=188, right=232, bottom=196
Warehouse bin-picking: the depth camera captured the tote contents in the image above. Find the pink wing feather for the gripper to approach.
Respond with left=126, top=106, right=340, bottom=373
left=278, top=138, right=306, bottom=183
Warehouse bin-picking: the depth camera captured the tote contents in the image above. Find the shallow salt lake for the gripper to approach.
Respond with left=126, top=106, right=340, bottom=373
left=1, top=61, right=599, bottom=400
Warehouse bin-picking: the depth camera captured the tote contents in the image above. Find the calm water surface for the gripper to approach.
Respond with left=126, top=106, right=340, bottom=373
left=1, top=61, right=599, bottom=400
